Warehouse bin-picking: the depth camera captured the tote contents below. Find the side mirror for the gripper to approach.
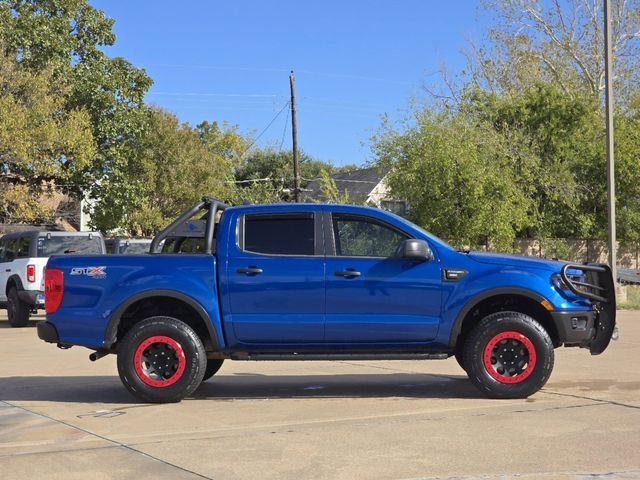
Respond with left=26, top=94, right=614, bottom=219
left=398, top=239, right=433, bottom=261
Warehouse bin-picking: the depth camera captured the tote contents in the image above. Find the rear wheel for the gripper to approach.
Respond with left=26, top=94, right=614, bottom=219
left=202, top=359, right=224, bottom=382
left=463, top=311, right=554, bottom=399
left=7, top=288, right=30, bottom=327
left=117, top=316, right=206, bottom=403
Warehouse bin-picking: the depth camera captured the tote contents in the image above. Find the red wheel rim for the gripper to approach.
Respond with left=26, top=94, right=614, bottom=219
left=483, top=331, right=537, bottom=384
left=133, top=336, right=186, bottom=388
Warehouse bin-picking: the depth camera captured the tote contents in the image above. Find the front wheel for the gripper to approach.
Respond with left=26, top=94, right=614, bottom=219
left=117, top=316, right=207, bottom=403
left=463, top=311, right=554, bottom=399
left=7, top=288, right=30, bottom=327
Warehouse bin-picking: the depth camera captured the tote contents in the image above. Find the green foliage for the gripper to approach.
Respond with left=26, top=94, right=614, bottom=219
left=374, top=106, right=532, bottom=251
left=317, top=169, right=350, bottom=204
left=465, top=84, right=602, bottom=239
left=0, top=48, right=96, bottom=223
left=374, top=80, right=640, bottom=248
left=123, top=109, right=242, bottom=236
left=234, top=149, right=338, bottom=203
left=0, top=184, right=55, bottom=223
left=0, top=0, right=153, bottom=231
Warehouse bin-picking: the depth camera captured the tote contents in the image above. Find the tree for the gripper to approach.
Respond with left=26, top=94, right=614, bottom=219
left=234, top=149, right=343, bottom=203
left=0, top=0, right=153, bottom=231
left=123, top=109, right=242, bottom=236
left=317, top=169, right=350, bottom=204
left=0, top=48, right=96, bottom=223
left=465, top=84, right=603, bottom=239
left=387, top=0, right=640, bottom=249
left=609, top=97, right=640, bottom=242
left=472, top=0, right=640, bottom=101
left=373, top=107, right=533, bottom=251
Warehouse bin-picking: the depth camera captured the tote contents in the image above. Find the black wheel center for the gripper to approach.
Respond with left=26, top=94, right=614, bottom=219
left=142, top=344, right=179, bottom=379
left=492, top=339, right=529, bottom=374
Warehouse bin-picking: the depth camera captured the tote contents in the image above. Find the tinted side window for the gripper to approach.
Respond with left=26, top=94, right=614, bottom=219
left=16, top=237, right=31, bottom=258
left=333, top=215, right=407, bottom=257
left=244, top=214, right=315, bottom=256
left=121, top=242, right=152, bottom=254
left=178, top=238, right=204, bottom=253
left=0, top=240, right=5, bottom=261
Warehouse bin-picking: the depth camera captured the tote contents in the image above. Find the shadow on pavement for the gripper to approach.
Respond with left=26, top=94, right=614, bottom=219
left=0, top=320, right=39, bottom=329
left=0, top=372, right=482, bottom=404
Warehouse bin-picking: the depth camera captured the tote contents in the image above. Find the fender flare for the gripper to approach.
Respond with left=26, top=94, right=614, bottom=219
left=6, top=274, right=24, bottom=294
left=448, top=287, right=548, bottom=348
left=104, top=289, right=220, bottom=350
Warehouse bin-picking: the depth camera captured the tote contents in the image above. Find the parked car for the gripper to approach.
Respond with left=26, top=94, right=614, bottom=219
left=106, top=238, right=152, bottom=254
left=0, top=231, right=106, bottom=327
left=38, top=198, right=616, bottom=403
left=617, top=267, right=640, bottom=285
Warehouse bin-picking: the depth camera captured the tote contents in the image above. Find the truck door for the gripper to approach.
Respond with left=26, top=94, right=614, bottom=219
left=324, top=213, right=441, bottom=344
left=225, top=211, right=325, bottom=345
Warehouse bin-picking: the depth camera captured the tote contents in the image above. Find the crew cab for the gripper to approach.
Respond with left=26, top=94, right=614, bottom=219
left=37, top=198, right=616, bottom=403
left=0, top=230, right=105, bottom=327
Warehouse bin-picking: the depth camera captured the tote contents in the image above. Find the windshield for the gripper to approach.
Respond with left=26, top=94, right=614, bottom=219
left=37, top=235, right=103, bottom=256
left=119, top=242, right=151, bottom=254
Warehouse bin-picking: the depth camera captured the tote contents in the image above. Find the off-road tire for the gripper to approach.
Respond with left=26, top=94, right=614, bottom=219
left=7, top=288, right=30, bottom=327
left=202, top=359, right=224, bottom=382
left=463, top=311, right=554, bottom=399
left=117, top=316, right=206, bottom=403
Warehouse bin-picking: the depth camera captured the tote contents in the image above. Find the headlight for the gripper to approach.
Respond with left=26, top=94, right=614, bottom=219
left=552, top=270, right=587, bottom=293
left=551, top=273, right=569, bottom=290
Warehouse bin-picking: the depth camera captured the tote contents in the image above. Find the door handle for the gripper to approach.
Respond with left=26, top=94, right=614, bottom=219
left=237, top=267, right=263, bottom=275
left=335, top=269, right=361, bottom=278
left=5, top=269, right=10, bottom=272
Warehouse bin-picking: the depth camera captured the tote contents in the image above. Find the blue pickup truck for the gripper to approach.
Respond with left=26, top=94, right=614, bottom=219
left=37, top=198, right=616, bottom=403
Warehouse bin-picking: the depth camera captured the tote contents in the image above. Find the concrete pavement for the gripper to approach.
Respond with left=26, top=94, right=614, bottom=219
left=0, top=311, right=639, bottom=479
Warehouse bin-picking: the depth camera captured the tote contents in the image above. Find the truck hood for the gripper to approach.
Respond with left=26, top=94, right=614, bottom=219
left=466, top=252, right=564, bottom=272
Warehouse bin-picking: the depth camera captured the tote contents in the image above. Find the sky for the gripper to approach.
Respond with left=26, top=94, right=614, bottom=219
left=91, top=1, right=491, bottom=167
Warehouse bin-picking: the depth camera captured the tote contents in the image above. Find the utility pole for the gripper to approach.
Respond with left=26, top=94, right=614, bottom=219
left=289, top=70, right=301, bottom=202
left=604, top=0, right=617, bottom=283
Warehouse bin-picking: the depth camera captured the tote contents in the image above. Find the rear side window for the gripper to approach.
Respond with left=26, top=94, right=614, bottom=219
left=160, top=237, right=203, bottom=254
left=16, top=237, right=31, bottom=258
left=243, top=214, right=315, bottom=256
left=37, top=236, right=103, bottom=256
left=120, top=242, right=151, bottom=254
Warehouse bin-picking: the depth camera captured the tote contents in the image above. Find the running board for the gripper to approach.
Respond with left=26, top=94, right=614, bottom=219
left=229, top=352, right=450, bottom=361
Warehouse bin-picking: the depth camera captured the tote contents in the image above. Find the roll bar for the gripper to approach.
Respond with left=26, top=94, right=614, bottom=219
left=150, top=197, right=229, bottom=254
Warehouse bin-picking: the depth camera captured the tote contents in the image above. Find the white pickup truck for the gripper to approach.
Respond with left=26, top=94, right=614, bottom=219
left=0, top=230, right=106, bottom=327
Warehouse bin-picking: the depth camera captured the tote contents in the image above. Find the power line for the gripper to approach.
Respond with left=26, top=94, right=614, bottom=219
left=239, top=102, right=290, bottom=158
left=147, top=91, right=281, bottom=98
left=278, top=104, right=290, bottom=152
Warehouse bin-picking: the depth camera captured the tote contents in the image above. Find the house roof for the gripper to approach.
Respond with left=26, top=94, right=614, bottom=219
left=305, top=166, right=387, bottom=202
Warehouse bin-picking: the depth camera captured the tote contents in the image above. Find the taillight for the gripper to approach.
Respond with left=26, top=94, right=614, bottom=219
left=27, top=264, right=36, bottom=283
left=45, top=268, right=64, bottom=314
